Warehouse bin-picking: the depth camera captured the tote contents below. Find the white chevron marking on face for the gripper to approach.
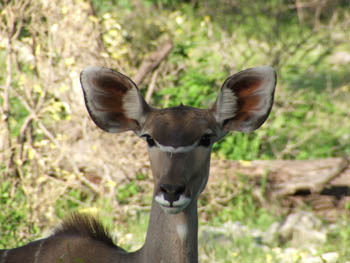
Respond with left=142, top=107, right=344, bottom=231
left=156, top=143, right=197, bottom=153
left=148, top=129, right=215, bottom=153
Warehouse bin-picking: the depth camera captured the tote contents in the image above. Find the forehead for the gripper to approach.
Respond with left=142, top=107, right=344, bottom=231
left=144, top=106, right=216, bottom=147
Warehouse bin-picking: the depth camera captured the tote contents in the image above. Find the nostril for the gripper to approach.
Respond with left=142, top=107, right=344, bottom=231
left=160, top=184, right=185, bottom=195
left=159, top=184, right=186, bottom=205
left=175, top=185, right=185, bottom=195
left=160, top=184, right=170, bottom=194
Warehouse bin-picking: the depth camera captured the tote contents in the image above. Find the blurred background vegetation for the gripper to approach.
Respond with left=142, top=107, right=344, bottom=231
left=0, top=0, right=349, bottom=262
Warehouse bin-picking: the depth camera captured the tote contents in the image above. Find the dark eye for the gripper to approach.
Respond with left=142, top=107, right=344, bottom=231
left=199, top=134, right=212, bottom=147
left=142, top=134, right=155, bottom=147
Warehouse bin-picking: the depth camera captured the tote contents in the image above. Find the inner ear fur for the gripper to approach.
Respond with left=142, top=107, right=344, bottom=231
left=80, top=66, right=149, bottom=133
left=213, top=66, right=276, bottom=132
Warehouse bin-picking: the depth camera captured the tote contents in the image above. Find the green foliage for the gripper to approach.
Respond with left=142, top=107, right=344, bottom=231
left=160, top=67, right=221, bottom=108
left=114, top=211, right=149, bottom=251
left=0, top=180, right=38, bottom=247
left=214, top=133, right=264, bottom=160
left=55, top=189, right=89, bottom=218
left=8, top=97, right=29, bottom=138
left=325, top=215, right=350, bottom=260
left=144, top=0, right=187, bottom=7
left=211, top=173, right=277, bottom=229
left=214, top=85, right=350, bottom=160
left=202, top=235, right=269, bottom=263
left=116, top=181, right=140, bottom=204
left=123, top=0, right=349, bottom=161
left=91, top=0, right=131, bottom=13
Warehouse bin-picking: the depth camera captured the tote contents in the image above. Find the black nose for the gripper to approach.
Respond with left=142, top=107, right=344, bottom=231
left=160, top=184, right=185, bottom=204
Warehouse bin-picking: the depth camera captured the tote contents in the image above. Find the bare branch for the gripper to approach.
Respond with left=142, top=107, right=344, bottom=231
left=133, top=39, right=173, bottom=86
left=145, top=67, right=160, bottom=103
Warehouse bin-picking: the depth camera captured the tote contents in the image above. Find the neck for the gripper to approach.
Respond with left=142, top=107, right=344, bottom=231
left=134, top=199, right=198, bottom=263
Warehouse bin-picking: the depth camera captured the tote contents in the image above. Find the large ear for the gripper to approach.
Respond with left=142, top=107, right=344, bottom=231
left=80, top=66, right=150, bottom=133
left=213, top=66, right=276, bottom=132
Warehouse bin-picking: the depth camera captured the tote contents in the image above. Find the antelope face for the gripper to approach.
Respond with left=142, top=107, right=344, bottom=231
left=140, top=106, right=221, bottom=213
left=80, top=66, right=276, bottom=214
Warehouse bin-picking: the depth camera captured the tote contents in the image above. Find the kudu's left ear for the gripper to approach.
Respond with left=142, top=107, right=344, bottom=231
left=213, top=66, right=276, bottom=132
left=80, top=66, right=150, bottom=133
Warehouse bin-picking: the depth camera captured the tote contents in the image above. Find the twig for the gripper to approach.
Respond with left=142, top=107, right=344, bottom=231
left=37, top=120, right=59, bottom=146
left=86, top=0, right=109, bottom=66
left=133, top=39, right=173, bottom=86
left=278, top=129, right=319, bottom=158
left=145, top=68, right=160, bottom=103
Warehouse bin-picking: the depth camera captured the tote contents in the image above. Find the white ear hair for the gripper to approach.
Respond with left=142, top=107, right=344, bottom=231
left=215, top=86, right=238, bottom=124
left=123, top=85, right=146, bottom=125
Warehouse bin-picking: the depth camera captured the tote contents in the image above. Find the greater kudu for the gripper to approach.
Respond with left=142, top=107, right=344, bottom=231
left=0, top=66, right=276, bottom=263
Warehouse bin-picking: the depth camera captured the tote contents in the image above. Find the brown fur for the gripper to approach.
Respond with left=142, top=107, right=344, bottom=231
left=53, top=213, right=115, bottom=248
left=144, top=106, right=217, bottom=147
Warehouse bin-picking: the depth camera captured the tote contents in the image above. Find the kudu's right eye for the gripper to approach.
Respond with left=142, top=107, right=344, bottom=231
left=142, top=134, right=156, bottom=147
left=198, top=134, right=212, bottom=147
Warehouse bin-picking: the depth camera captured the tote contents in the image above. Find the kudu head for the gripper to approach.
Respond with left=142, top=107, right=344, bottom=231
left=80, top=66, right=276, bottom=214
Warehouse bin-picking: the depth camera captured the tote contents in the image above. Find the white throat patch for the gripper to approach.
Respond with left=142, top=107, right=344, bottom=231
left=176, top=223, right=188, bottom=242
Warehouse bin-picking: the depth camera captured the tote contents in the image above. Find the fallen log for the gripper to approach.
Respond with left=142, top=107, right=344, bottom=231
left=210, top=157, right=350, bottom=220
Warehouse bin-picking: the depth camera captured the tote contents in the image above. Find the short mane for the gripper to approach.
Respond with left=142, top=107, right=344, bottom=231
left=54, top=213, right=115, bottom=248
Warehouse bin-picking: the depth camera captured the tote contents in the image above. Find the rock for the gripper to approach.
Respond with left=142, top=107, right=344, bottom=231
left=223, top=221, right=251, bottom=238
left=273, top=247, right=306, bottom=263
left=279, top=211, right=321, bottom=239
left=283, top=247, right=299, bottom=254
left=200, top=225, right=233, bottom=244
left=262, top=222, right=280, bottom=245
left=291, top=225, right=327, bottom=248
left=301, top=256, right=323, bottom=263
left=200, top=213, right=331, bottom=263
left=321, top=252, right=339, bottom=263
left=200, top=221, right=255, bottom=245
left=278, top=211, right=327, bottom=248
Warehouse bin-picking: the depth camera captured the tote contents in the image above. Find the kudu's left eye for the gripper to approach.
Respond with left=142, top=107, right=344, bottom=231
left=199, top=134, right=212, bottom=147
left=142, top=134, right=156, bottom=147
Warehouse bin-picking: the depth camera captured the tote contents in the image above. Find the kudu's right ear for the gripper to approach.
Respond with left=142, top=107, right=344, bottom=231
left=213, top=66, right=276, bottom=133
left=80, top=66, right=150, bottom=133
